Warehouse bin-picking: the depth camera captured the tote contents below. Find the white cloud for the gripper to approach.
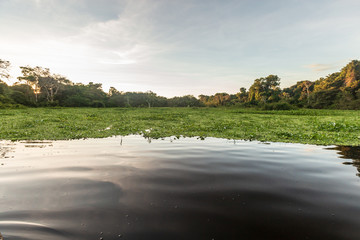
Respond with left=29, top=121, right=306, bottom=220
left=1, top=0, right=360, bottom=96
left=306, top=64, right=337, bottom=72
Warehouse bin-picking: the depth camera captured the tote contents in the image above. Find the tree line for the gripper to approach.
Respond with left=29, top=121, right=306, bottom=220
left=199, top=60, right=360, bottom=110
left=0, top=61, right=201, bottom=108
left=0, top=59, right=359, bottom=109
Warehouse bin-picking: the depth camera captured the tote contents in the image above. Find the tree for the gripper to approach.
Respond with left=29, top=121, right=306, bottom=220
left=248, top=79, right=263, bottom=102
left=236, top=87, right=248, bottom=102
left=18, top=66, right=50, bottom=102
left=248, top=75, right=280, bottom=103
left=0, top=59, right=11, bottom=83
left=108, top=87, right=120, bottom=96
left=282, top=80, right=314, bottom=106
left=168, top=95, right=202, bottom=107
left=213, top=93, right=231, bottom=106
left=144, top=91, right=157, bottom=108
left=107, top=87, right=126, bottom=107
left=300, top=81, right=313, bottom=105
left=39, top=74, right=71, bottom=102
left=198, top=95, right=210, bottom=106
left=17, top=66, right=71, bottom=104
left=308, top=88, right=340, bottom=108
left=10, top=84, right=36, bottom=106
left=339, top=60, right=360, bottom=88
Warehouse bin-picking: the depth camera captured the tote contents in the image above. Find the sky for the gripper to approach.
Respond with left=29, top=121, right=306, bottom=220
left=0, top=0, right=359, bottom=97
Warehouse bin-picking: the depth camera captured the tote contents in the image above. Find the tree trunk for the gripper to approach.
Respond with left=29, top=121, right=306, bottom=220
left=50, top=88, right=54, bottom=102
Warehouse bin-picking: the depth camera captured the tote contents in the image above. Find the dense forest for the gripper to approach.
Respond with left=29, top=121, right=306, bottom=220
left=0, top=59, right=359, bottom=109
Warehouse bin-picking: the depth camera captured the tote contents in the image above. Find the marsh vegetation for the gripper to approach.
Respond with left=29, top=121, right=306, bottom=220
left=0, top=107, right=359, bottom=145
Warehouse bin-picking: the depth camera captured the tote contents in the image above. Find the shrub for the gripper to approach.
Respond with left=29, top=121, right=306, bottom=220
left=263, top=102, right=295, bottom=110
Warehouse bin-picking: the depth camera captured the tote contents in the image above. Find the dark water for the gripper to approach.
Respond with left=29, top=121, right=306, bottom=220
left=0, top=136, right=360, bottom=240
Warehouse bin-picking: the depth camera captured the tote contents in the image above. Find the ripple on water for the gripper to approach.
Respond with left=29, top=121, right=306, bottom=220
left=0, top=221, right=69, bottom=240
left=0, top=136, right=359, bottom=240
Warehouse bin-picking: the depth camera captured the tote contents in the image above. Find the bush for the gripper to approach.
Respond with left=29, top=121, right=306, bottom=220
left=0, top=102, right=26, bottom=109
left=308, top=89, right=340, bottom=109
left=63, top=95, right=91, bottom=107
left=262, top=102, right=295, bottom=110
left=92, top=100, right=105, bottom=108
left=234, top=101, right=258, bottom=108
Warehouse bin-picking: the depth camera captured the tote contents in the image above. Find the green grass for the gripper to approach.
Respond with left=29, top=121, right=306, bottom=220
left=0, top=107, right=359, bottom=145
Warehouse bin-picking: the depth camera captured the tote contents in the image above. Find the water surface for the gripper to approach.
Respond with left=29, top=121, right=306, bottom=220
left=0, top=136, right=359, bottom=240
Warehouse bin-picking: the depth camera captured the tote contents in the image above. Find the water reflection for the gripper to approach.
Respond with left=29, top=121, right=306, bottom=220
left=20, top=141, right=53, bottom=148
left=0, top=142, right=14, bottom=159
left=328, top=146, right=360, bottom=177
left=0, top=136, right=359, bottom=240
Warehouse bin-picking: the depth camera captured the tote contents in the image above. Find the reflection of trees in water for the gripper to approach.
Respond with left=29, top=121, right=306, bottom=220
left=330, top=146, right=360, bottom=177
left=0, top=144, right=14, bottom=159
left=1, top=141, right=52, bottom=161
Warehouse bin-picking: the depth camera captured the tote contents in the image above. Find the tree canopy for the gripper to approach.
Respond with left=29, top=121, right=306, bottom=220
left=0, top=59, right=11, bottom=83
left=0, top=59, right=360, bottom=109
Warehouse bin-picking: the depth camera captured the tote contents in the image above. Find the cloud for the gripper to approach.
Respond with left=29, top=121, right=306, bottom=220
left=1, top=0, right=360, bottom=97
left=306, top=64, right=336, bottom=72
left=56, top=0, right=173, bottom=66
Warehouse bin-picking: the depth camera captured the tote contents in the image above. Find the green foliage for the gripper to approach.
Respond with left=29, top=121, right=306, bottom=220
left=0, top=82, right=8, bottom=95
left=282, top=60, right=360, bottom=109
left=339, top=60, right=360, bottom=88
left=198, top=93, right=236, bottom=107
left=248, top=75, right=281, bottom=103
left=63, top=94, right=92, bottom=107
left=0, top=108, right=359, bottom=146
left=282, top=80, right=314, bottom=106
left=108, top=94, right=126, bottom=107
left=58, top=83, right=106, bottom=107
left=262, top=102, right=295, bottom=110
left=308, top=89, right=340, bottom=108
left=2, top=59, right=360, bottom=110
left=9, top=84, right=36, bottom=106
left=168, top=95, right=202, bottom=107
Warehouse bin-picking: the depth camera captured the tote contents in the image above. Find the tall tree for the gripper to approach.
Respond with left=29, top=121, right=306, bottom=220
left=236, top=87, right=248, bottom=102
left=39, top=74, right=71, bottom=102
left=10, top=84, right=36, bottom=106
left=18, top=66, right=50, bottom=102
left=248, top=75, right=280, bottom=103
left=213, top=93, right=231, bottom=106
left=0, top=59, right=11, bottom=83
left=144, top=91, right=157, bottom=108
left=301, top=81, right=313, bottom=105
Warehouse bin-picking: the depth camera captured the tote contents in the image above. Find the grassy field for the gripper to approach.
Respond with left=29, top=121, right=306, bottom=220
left=0, top=107, right=359, bottom=145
